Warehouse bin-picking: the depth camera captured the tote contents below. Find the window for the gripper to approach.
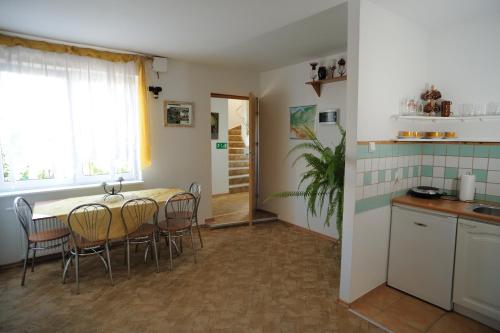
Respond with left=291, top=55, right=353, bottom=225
left=0, top=45, right=141, bottom=192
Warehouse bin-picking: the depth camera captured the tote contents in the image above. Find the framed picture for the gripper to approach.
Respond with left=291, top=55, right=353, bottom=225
left=289, top=105, right=316, bottom=139
left=164, top=100, right=194, bottom=127
left=211, top=112, right=219, bottom=139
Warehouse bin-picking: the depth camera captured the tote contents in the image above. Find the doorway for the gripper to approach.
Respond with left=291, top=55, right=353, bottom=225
left=209, top=94, right=250, bottom=226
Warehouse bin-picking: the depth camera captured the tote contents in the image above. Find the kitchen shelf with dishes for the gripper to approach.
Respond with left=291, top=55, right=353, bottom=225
left=392, top=115, right=500, bottom=122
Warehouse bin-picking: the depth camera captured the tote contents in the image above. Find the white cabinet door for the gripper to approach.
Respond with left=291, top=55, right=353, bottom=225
left=454, top=218, right=500, bottom=321
left=388, top=206, right=457, bottom=310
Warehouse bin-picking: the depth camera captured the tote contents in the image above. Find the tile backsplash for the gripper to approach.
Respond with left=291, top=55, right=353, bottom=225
left=355, top=142, right=500, bottom=214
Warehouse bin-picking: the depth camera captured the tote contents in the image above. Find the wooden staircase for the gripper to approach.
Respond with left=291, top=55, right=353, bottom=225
left=228, top=125, right=249, bottom=193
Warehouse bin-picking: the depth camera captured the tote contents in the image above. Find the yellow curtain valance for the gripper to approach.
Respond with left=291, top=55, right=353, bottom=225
left=0, top=34, right=152, bottom=168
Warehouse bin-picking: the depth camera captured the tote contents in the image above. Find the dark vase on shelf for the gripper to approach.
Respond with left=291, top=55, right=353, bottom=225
left=318, top=66, right=327, bottom=80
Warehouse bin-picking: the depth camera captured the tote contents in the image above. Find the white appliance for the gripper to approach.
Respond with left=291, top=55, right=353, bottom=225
left=388, top=205, right=457, bottom=310
left=454, top=218, right=500, bottom=330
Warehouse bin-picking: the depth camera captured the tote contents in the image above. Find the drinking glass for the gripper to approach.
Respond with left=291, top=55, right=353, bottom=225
left=486, top=102, right=499, bottom=115
left=462, top=103, right=474, bottom=117
left=474, top=104, right=485, bottom=117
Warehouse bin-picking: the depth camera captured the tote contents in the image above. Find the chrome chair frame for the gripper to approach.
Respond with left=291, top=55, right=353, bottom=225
left=120, top=198, right=160, bottom=276
left=14, top=197, right=69, bottom=286
left=157, top=192, right=197, bottom=271
left=188, top=182, right=203, bottom=248
left=63, top=203, right=113, bottom=294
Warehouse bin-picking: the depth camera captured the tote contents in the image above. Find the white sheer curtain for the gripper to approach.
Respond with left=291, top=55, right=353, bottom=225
left=0, top=45, right=141, bottom=192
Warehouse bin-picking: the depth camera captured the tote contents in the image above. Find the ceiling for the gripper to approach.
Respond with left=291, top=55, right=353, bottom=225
left=0, top=0, right=347, bottom=71
left=373, top=0, right=500, bottom=29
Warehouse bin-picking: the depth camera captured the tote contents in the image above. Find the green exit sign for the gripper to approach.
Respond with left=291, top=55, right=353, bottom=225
left=216, top=142, right=227, bottom=149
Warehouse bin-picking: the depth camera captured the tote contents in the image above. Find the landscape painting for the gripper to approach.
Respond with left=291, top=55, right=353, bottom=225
left=289, top=105, right=316, bottom=139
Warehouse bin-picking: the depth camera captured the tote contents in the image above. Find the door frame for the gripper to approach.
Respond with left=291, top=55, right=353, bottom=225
left=209, top=92, right=257, bottom=226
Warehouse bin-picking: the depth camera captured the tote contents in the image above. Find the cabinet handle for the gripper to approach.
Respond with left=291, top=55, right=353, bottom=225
left=414, top=222, right=427, bottom=227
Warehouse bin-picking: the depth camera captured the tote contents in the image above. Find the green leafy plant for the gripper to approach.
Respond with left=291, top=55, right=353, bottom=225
left=270, top=125, right=345, bottom=240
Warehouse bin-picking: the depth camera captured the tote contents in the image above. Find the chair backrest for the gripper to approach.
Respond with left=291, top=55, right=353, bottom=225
left=13, top=197, right=33, bottom=238
left=188, top=182, right=202, bottom=214
left=120, top=198, right=159, bottom=236
left=67, top=203, right=113, bottom=243
left=164, top=192, right=196, bottom=228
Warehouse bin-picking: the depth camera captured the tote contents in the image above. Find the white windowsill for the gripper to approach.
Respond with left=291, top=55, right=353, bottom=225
left=0, top=180, right=145, bottom=199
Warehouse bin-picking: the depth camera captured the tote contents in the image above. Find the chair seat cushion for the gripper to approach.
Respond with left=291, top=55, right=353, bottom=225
left=128, top=223, right=155, bottom=239
left=158, top=219, right=191, bottom=232
left=29, top=228, right=69, bottom=242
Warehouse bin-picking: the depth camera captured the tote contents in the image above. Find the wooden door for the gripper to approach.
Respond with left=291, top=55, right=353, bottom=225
left=248, top=93, right=257, bottom=225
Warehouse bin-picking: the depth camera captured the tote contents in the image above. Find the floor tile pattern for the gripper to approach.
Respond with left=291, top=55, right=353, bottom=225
left=0, top=222, right=381, bottom=332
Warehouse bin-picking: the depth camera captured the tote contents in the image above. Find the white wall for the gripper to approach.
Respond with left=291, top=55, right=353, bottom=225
left=211, top=98, right=229, bottom=195
left=228, top=99, right=249, bottom=149
left=356, top=0, right=428, bottom=141
left=340, top=0, right=429, bottom=303
left=0, top=58, right=258, bottom=265
left=259, top=53, right=347, bottom=239
left=405, top=13, right=500, bottom=139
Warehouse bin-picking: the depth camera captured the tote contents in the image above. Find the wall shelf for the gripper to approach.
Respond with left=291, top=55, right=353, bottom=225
left=392, top=115, right=500, bottom=122
left=305, top=76, right=347, bottom=97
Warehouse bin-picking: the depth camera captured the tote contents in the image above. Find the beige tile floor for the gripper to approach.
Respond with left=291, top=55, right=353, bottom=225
left=351, top=285, right=498, bottom=333
left=0, top=222, right=382, bottom=332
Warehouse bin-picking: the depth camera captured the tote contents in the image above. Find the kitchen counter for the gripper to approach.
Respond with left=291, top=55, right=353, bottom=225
left=392, top=195, right=500, bottom=224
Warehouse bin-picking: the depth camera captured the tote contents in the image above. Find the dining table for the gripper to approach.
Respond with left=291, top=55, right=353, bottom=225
left=32, top=188, right=184, bottom=240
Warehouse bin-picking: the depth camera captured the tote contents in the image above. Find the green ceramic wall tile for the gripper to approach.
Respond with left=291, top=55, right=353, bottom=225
left=412, top=144, right=422, bottom=155
left=444, top=167, right=458, bottom=179
left=459, top=145, right=474, bottom=157
left=413, top=166, right=419, bottom=177
left=379, top=144, right=390, bottom=158
left=422, top=165, right=433, bottom=177
left=391, top=168, right=397, bottom=180
left=474, top=145, right=490, bottom=158
left=485, top=195, right=500, bottom=203
left=475, top=193, right=486, bottom=201
left=392, top=144, right=399, bottom=157
left=357, top=144, right=368, bottom=159
left=473, top=169, right=488, bottom=182
left=378, top=170, right=385, bottom=182
left=434, top=144, right=446, bottom=155
left=422, top=144, right=434, bottom=155
left=403, top=167, right=409, bottom=178
left=355, top=194, right=391, bottom=214
left=446, top=144, right=459, bottom=156
left=363, top=172, right=372, bottom=186
left=490, top=146, right=500, bottom=159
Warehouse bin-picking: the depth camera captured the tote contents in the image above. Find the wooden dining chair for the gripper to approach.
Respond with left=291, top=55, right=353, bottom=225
left=157, top=192, right=197, bottom=271
left=120, top=198, right=160, bottom=276
left=63, top=203, right=113, bottom=294
left=188, top=182, right=203, bottom=248
left=14, top=197, right=70, bottom=286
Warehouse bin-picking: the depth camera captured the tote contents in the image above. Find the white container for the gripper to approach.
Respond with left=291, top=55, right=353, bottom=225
left=459, top=174, right=476, bottom=201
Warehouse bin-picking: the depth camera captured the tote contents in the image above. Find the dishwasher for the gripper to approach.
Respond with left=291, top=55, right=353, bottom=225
left=387, top=205, right=457, bottom=310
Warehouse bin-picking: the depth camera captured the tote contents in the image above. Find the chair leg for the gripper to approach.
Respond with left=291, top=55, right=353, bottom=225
left=105, top=242, right=113, bottom=286
left=21, top=245, right=30, bottom=286
left=168, top=234, right=173, bottom=271
left=75, top=249, right=80, bottom=294
left=126, top=240, right=131, bottom=278
left=152, top=234, right=160, bottom=273
left=60, top=239, right=65, bottom=269
left=195, top=219, right=203, bottom=248
left=62, top=254, right=72, bottom=284
left=190, top=228, right=197, bottom=264
left=31, top=243, right=37, bottom=272
left=123, top=241, right=127, bottom=266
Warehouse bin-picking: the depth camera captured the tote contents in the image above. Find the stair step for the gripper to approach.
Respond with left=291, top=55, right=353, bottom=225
left=229, top=185, right=249, bottom=193
left=229, top=169, right=249, bottom=176
left=229, top=142, right=245, bottom=148
left=228, top=135, right=243, bottom=142
left=228, top=126, right=241, bottom=136
left=229, top=176, right=249, bottom=185
left=229, top=148, right=245, bottom=154
left=229, top=161, right=249, bottom=168
left=229, top=154, right=248, bottom=161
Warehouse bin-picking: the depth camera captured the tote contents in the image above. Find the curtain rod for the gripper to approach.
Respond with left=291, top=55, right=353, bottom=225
left=0, top=30, right=159, bottom=59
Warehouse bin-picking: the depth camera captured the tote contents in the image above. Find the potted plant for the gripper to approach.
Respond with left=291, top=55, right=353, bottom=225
left=270, top=125, right=345, bottom=241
